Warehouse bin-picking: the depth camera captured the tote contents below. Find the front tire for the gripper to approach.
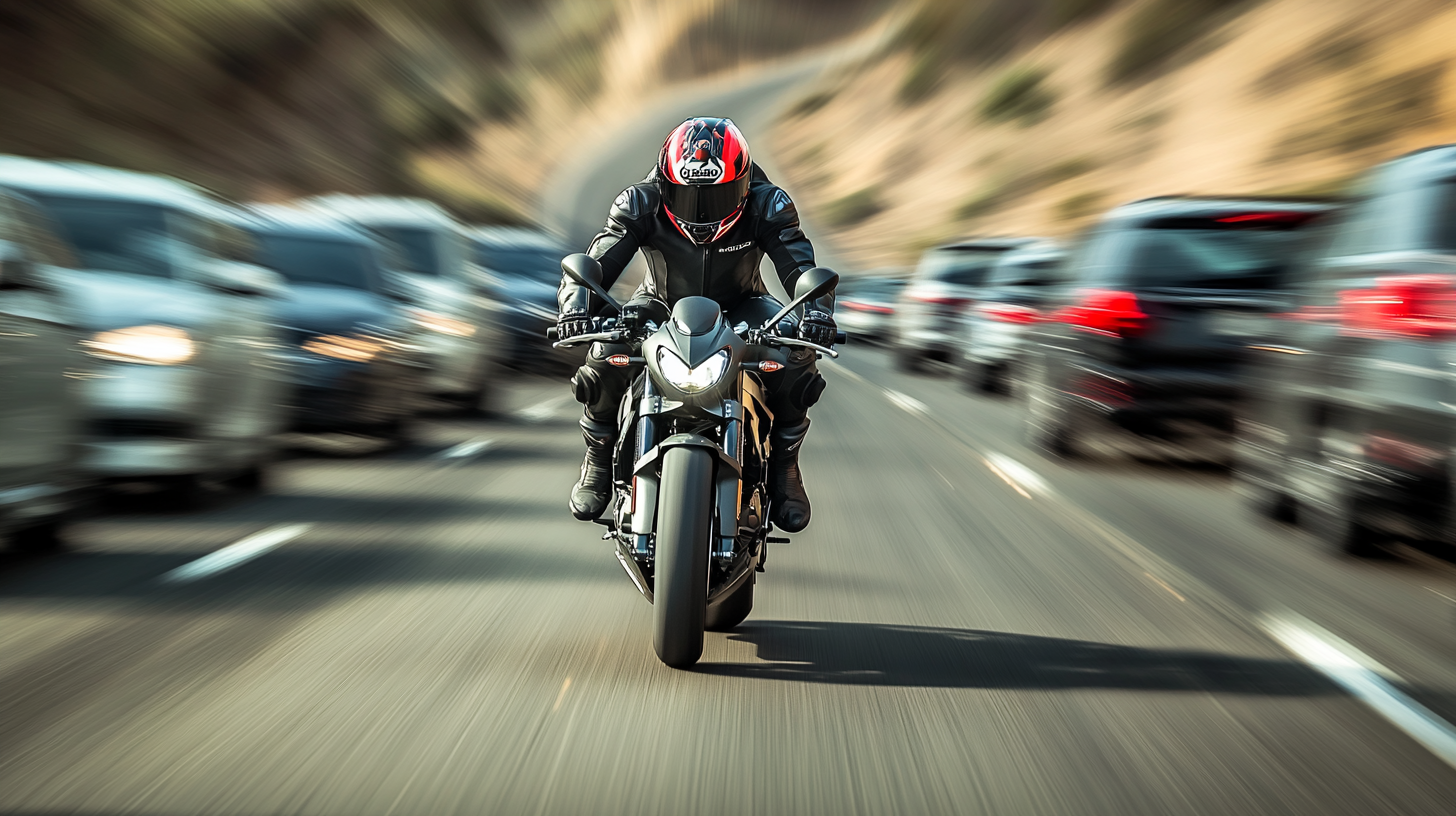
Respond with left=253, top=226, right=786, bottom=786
left=652, top=446, right=713, bottom=668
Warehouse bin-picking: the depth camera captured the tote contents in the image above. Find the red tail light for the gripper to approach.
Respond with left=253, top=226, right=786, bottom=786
left=980, top=303, right=1040, bottom=324
left=844, top=301, right=893, bottom=314
left=1340, top=275, right=1456, bottom=338
left=912, top=294, right=971, bottom=308
left=1060, top=289, right=1146, bottom=338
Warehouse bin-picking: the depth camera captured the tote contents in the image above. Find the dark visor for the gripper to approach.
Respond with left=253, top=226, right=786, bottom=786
left=661, top=175, right=749, bottom=224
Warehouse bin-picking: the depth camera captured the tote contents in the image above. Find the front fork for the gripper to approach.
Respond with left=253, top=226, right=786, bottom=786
left=629, top=379, right=745, bottom=562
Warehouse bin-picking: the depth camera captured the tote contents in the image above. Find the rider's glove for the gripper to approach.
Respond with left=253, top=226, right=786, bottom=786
left=798, top=310, right=837, bottom=348
left=557, top=311, right=592, bottom=341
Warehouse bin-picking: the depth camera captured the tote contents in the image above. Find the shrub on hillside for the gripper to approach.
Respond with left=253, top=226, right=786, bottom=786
left=824, top=188, right=885, bottom=226
left=1108, top=0, right=1260, bottom=86
left=978, top=66, right=1055, bottom=123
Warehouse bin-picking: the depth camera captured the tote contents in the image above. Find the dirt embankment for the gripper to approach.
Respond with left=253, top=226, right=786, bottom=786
left=770, top=0, right=1456, bottom=270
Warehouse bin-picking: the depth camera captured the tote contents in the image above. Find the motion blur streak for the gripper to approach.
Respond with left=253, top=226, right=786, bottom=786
left=6, top=1, right=1456, bottom=815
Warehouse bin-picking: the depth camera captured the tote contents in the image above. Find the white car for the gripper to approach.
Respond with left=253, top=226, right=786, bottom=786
left=953, top=241, right=1065, bottom=394
left=305, top=196, right=507, bottom=414
left=0, top=157, right=292, bottom=505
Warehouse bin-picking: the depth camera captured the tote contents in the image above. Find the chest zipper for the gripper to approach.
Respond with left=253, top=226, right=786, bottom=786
left=701, top=244, right=709, bottom=297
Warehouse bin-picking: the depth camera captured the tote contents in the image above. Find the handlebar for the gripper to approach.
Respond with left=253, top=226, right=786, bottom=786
left=547, top=322, right=850, bottom=355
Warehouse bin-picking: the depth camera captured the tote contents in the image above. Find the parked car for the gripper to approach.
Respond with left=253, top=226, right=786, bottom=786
left=892, top=238, right=1042, bottom=372
left=1236, top=145, right=1456, bottom=555
left=0, top=187, right=92, bottom=550
left=469, top=225, right=574, bottom=372
left=954, top=242, right=1065, bottom=394
left=1021, top=196, right=1332, bottom=462
left=305, top=195, right=507, bottom=414
left=242, top=207, right=428, bottom=440
left=0, top=157, right=291, bottom=504
left=835, top=274, right=905, bottom=344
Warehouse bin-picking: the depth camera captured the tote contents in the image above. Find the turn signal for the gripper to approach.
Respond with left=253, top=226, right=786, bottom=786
left=607, top=354, right=631, bottom=366
left=759, top=360, right=783, bottom=372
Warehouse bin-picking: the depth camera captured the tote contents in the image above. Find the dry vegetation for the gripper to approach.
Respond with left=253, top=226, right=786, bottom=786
left=770, top=0, right=1456, bottom=268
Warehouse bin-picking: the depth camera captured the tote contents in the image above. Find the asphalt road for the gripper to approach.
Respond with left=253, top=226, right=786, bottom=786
left=7, top=52, right=1456, bottom=815
left=3, top=350, right=1456, bottom=814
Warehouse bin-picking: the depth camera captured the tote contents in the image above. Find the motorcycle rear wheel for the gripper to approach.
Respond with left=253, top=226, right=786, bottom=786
left=653, top=446, right=713, bottom=668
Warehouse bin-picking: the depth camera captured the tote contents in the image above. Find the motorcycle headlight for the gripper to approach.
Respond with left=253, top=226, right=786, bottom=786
left=302, top=334, right=384, bottom=362
left=82, top=325, right=195, bottom=365
left=657, top=347, right=731, bottom=393
left=407, top=308, right=476, bottom=338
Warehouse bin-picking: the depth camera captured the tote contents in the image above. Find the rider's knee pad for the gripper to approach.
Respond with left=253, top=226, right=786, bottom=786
left=790, top=372, right=827, bottom=411
left=571, top=365, right=602, bottom=405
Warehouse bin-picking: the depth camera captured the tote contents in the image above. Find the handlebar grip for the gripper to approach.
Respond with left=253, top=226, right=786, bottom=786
left=546, top=327, right=559, bottom=341
left=835, top=331, right=849, bottom=344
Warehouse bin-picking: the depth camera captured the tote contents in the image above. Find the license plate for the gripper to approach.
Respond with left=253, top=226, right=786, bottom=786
left=1209, top=312, right=1264, bottom=337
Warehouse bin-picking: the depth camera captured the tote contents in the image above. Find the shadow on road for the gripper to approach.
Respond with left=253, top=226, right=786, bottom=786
left=698, top=620, right=1335, bottom=695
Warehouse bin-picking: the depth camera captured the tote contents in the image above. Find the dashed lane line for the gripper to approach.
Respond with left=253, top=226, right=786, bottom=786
left=1262, top=612, right=1456, bottom=770
left=436, top=438, right=495, bottom=461
left=519, top=394, right=571, bottom=424
left=159, top=524, right=313, bottom=584
left=884, top=390, right=928, bottom=415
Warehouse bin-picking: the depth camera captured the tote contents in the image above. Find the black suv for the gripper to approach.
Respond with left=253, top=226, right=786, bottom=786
left=1238, top=145, right=1456, bottom=555
left=1022, top=196, right=1332, bottom=460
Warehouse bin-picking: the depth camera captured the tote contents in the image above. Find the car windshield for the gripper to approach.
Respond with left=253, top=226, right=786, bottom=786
left=1130, top=229, right=1302, bottom=290
left=33, top=195, right=176, bottom=277
left=841, top=280, right=905, bottom=300
left=917, top=249, right=1002, bottom=286
left=988, top=259, right=1061, bottom=287
left=254, top=234, right=375, bottom=290
left=477, top=245, right=563, bottom=283
left=372, top=227, right=439, bottom=275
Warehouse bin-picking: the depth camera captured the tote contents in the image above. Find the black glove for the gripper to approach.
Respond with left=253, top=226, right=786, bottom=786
left=798, top=310, right=837, bottom=347
left=557, top=311, right=592, bottom=341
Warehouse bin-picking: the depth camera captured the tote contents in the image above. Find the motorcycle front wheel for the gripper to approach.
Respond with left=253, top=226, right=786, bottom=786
left=652, top=445, right=713, bottom=668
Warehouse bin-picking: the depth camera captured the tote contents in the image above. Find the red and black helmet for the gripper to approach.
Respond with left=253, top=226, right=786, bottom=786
left=657, top=117, right=751, bottom=244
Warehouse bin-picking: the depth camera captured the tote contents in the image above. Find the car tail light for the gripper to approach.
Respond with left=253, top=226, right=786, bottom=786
left=980, top=304, right=1040, bottom=324
left=1059, top=289, right=1146, bottom=338
left=1340, top=275, right=1456, bottom=338
left=912, top=294, right=971, bottom=309
left=844, top=301, right=893, bottom=314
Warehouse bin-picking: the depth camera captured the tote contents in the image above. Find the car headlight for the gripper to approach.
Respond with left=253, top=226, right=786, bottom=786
left=408, top=308, right=476, bottom=337
left=657, top=347, right=731, bottom=393
left=82, top=325, right=195, bottom=365
left=302, top=334, right=384, bottom=362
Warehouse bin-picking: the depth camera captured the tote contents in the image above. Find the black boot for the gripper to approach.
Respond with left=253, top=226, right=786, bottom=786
left=769, top=419, right=812, bottom=533
left=570, top=417, right=616, bottom=521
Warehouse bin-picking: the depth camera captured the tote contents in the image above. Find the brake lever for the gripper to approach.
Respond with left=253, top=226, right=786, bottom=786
left=552, top=330, right=624, bottom=349
left=762, top=335, right=839, bottom=358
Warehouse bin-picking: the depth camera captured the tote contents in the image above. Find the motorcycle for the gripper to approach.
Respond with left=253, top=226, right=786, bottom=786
left=551, top=254, right=841, bottom=668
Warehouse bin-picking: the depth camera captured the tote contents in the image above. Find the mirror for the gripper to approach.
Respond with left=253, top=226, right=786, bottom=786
left=793, top=267, right=840, bottom=303
left=560, top=253, right=620, bottom=313
left=201, top=261, right=287, bottom=298
left=763, top=267, right=840, bottom=331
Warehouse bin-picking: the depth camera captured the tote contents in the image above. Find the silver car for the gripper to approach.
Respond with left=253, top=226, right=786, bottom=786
left=834, top=275, right=905, bottom=344
left=305, top=196, right=507, bottom=414
left=0, top=188, right=91, bottom=550
left=0, top=157, right=292, bottom=505
left=892, top=238, right=1041, bottom=372
left=953, top=241, right=1065, bottom=394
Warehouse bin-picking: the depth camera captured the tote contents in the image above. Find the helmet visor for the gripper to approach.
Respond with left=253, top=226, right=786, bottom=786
left=662, top=175, right=749, bottom=225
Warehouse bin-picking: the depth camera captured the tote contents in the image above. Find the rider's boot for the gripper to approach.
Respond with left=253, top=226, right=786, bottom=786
left=570, top=416, right=616, bottom=521
left=768, top=419, right=812, bottom=533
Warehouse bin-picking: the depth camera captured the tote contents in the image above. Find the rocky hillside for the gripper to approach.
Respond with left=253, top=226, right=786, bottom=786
left=770, top=0, right=1456, bottom=268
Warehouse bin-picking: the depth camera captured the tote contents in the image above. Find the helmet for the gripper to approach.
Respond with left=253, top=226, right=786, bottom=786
left=657, top=117, right=751, bottom=244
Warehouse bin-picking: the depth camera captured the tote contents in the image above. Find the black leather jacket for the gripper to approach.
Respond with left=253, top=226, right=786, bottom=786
left=559, top=164, right=832, bottom=318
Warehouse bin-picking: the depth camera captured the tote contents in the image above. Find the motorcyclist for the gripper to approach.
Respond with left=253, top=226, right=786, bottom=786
left=557, top=116, right=835, bottom=533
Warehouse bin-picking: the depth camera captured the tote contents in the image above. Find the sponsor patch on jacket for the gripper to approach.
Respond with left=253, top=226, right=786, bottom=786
left=718, top=241, right=752, bottom=253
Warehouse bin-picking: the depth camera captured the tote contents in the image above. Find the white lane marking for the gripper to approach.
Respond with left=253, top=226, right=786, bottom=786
left=159, top=524, right=313, bottom=584
left=437, top=438, right=494, bottom=461
left=1428, top=587, right=1456, bottom=604
left=1143, top=571, right=1186, bottom=602
left=884, top=390, right=927, bottom=415
left=1261, top=612, right=1456, bottom=770
left=983, top=452, right=1051, bottom=498
left=519, top=394, right=570, bottom=423
left=822, top=359, right=868, bottom=384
